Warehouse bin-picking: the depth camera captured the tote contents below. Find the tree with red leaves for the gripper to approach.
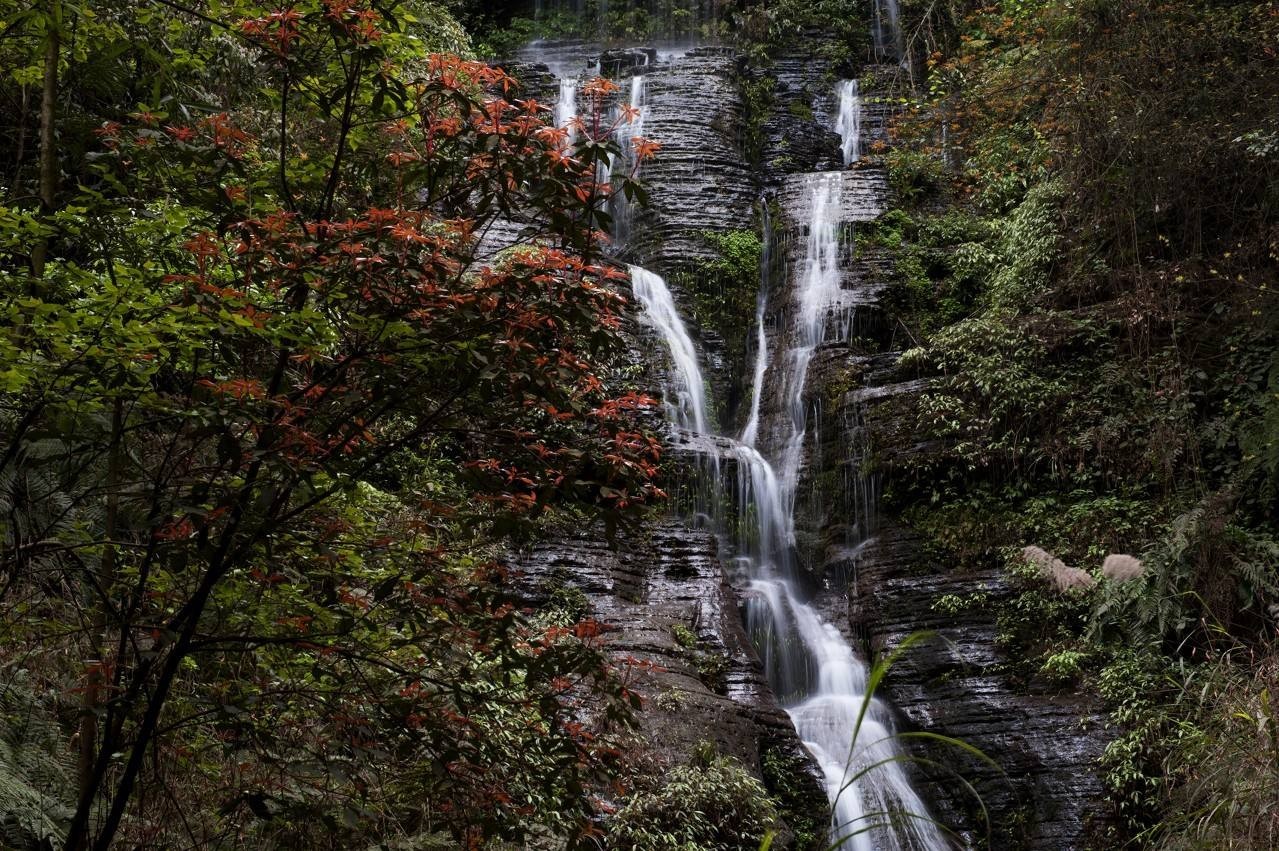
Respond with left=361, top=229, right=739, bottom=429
left=0, top=0, right=662, bottom=847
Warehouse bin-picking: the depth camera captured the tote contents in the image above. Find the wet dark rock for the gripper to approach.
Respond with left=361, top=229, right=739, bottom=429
left=629, top=48, right=757, bottom=272
left=756, top=35, right=846, bottom=183
left=513, top=38, right=603, bottom=80
left=495, top=60, right=560, bottom=103
left=597, top=47, right=658, bottom=76
left=512, top=518, right=829, bottom=845
left=854, top=63, right=911, bottom=151
left=848, top=522, right=1113, bottom=848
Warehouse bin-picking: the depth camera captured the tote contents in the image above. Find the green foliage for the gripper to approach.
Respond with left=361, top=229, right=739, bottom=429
left=543, top=581, right=592, bottom=626
left=739, top=75, right=778, bottom=167
left=867, top=209, right=991, bottom=335
left=475, top=14, right=573, bottom=58
left=981, top=179, right=1063, bottom=310
left=408, top=1, right=474, bottom=54
left=669, top=623, right=729, bottom=694
left=1152, top=655, right=1279, bottom=848
left=994, top=551, right=1090, bottom=678
left=1095, top=646, right=1279, bottom=845
left=931, top=590, right=989, bottom=616
left=1226, top=343, right=1279, bottom=512
left=673, top=228, right=764, bottom=416
left=606, top=754, right=780, bottom=851
left=1036, top=648, right=1087, bottom=685
left=0, top=679, right=74, bottom=849
left=885, top=148, right=944, bottom=201
left=759, top=748, right=824, bottom=851
left=1095, top=650, right=1181, bottom=834
left=882, top=0, right=1279, bottom=844
left=0, top=2, right=665, bottom=847
left=786, top=97, right=814, bottom=122
left=913, top=311, right=1076, bottom=469
left=731, top=0, right=868, bottom=67
left=1091, top=504, right=1279, bottom=648
left=476, top=0, right=729, bottom=47
left=671, top=623, right=699, bottom=649
left=653, top=687, right=688, bottom=712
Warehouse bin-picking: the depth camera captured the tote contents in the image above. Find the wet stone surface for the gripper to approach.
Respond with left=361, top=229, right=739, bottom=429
left=495, top=32, right=1113, bottom=848
left=511, top=518, right=829, bottom=845
left=849, top=522, right=1113, bottom=848
left=627, top=48, right=757, bottom=272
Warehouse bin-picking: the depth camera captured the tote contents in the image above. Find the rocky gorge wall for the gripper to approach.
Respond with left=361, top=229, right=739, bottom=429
left=500, top=20, right=1112, bottom=848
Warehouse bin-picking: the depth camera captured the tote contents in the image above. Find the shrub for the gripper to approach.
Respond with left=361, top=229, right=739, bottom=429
left=1090, top=503, right=1279, bottom=649
left=606, top=755, right=779, bottom=851
left=886, top=148, right=944, bottom=201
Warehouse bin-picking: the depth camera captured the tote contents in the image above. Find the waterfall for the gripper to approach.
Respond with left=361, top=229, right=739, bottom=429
left=743, top=172, right=945, bottom=848
left=778, top=172, right=845, bottom=511
left=555, top=77, right=578, bottom=141
left=741, top=200, right=771, bottom=449
left=610, top=75, right=647, bottom=245
left=618, top=75, right=647, bottom=168
left=628, top=176, right=947, bottom=846
left=628, top=265, right=709, bottom=435
left=528, top=13, right=942, bottom=845
left=874, top=0, right=905, bottom=62
left=835, top=80, right=863, bottom=166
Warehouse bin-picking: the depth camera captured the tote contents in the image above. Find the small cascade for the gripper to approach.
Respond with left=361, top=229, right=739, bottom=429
left=740, top=199, right=771, bottom=449
left=778, top=172, right=846, bottom=512
left=628, top=265, right=709, bottom=435
left=610, top=75, right=647, bottom=246
left=873, top=0, right=905, bottom=62
left=555, top=77, right=579, bottom=140
left=835, top=79, right=863, bottom=165
left=618, top=75, right=647, bottom=164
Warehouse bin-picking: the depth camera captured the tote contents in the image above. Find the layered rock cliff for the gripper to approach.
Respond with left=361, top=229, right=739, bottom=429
left=501, top=21, right=1112, bottom=848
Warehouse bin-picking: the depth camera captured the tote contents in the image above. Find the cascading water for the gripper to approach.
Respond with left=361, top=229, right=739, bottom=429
left=778, top=172, right=845, bottom=511
left=555, top=77, right=578, bottom=140
left=835, top=80, right=863, bottom=165
left=873, top=0, right=905, bottom=62
left=740, top=199, right=771, bottom=450
left=610, top=75, right=647, bottom=245
left=744, top=172, right=947, bottom=849
left=629, top=179, right=946, bottom=848
left=526, top=19, right=946, bottom=845
left=628, top=265, right=709, bottom=434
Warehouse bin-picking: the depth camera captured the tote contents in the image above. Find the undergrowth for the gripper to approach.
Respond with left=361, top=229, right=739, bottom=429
left=871, top=0, right=1279, bottom=844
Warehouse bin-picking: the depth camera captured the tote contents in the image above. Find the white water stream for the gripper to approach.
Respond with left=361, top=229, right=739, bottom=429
left=630, top=171, right=946, bottom=845
left=555, top=77, right=578, bottom=141
left=836, top=79, right=863, bottom=165
left=740, top=198, right=771, bottom=449
left=745, top=172, right=946, bottom=849
left=547, top=48, right=945, bottom=847
left=874, top=0, right=905, bottom=62
left=610, top=75, right=647, bottom=244
left=628, top=265, right=709, bottom=434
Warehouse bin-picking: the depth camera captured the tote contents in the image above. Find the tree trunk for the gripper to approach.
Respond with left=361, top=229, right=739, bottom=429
left=72, top=397, right=123, bottom=850
left=30, top=0, right=60, bottom=284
